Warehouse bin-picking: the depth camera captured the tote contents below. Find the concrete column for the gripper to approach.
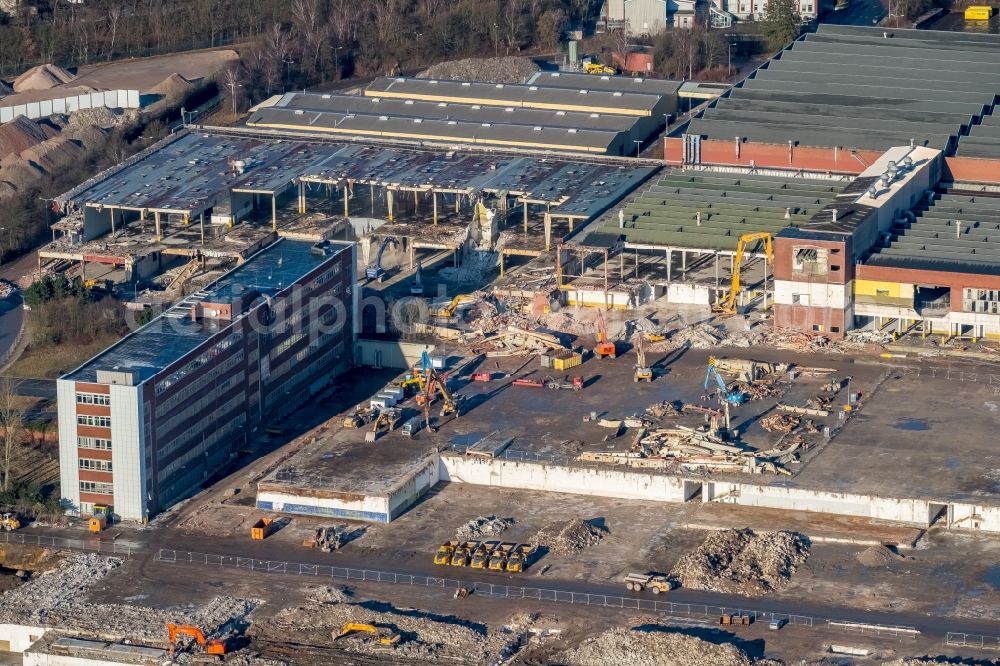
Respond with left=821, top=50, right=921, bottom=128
left=544, top=213, right=552, bottom=252
left=715, top=253, right=720, bottom=291
left=387, top=190, right=394, bottom=222
left=81, top=259, right=86, bottom=280
left=298, top=181, right=306, bottom=214
left=682, top=250, right=687, bottom=276
left=620, top=252, right=625, bottom=279
left=500, top=252, right=505, bottom=277
left=433, top=192, right=438, bottom=225
left=154, top=211, right=161, bottom=241
left=414, top=190, right=419, bottom=214
left=370, top=184, right=375, bottom=216
left=200, top=212, right=205, bottom=245
left=409, top=243, right=415, bottom=269
left=456, top=195, right=460, bottom=213
left=343, top=185, right=349, bottom=217
left=453, top=250, right=458, bottom=267
left=634, top=250, right=639, bottom=279
left=666, top=249, right=672, bottom=282
left=110, top=207, right=116, bottom=235
left=271, top=194, right=277, bottom=231
left=569, top=218, right=574, bottom=232
left=523, top=201, right=529, bottom=233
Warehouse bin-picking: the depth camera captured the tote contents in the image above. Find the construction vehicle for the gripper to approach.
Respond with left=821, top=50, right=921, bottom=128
left=401, top=416, right=423, bottom=438
left=720, top=614, right=752, bottom=626
left=470, top=371, right=491, bottom=382
left=545, top=375, right=583, bottom=391
left=634, top=336, right=653, bottom=383
left=419, top=351, right=461, bottom=424
left=365, top=237, right=397, bottom=282
left=593, top=309, right=616, bottom=359
left=705, top=358, right=748, bottom=406
left=716, top=232, right=774, bottom=315
left=398, top=373, right=425, bottom=396
left=434, top=540, right=459, bottom=565
left=343, top=405, right=376, bottom=428
left=582, top=56, right=616, bottom=75
left=488, top=542, right=516, bottom=571
left=251, top=517, right=275, bottom=539
left=365, top=407, right=402, bottom=443
left=303, top=526, right=346, bottom=551
left=624, top=572, right=673, bottom=594
left=505, top=544, right=535, bottom=573
left=410, top=261, right=424, bottom=296
left=470, top=540, right=500, bottom=569
left=431, top=294, right=475, bottom=319
left=166, top=623, right=227, bottom=658
left=643, top=332, right=666, bottom=343
left=0, top=513, right=20, bottom=531
left=334, top=623, right=400, bottom=645
left=450, top=541, right=478, bottom=567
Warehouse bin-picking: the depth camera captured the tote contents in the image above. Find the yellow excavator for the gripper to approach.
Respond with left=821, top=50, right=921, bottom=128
left=716, top=232, right=774, bottom=315
left=634, top=336, right=652, bottom=383
left=431, top=294, right=475, bottom=319
left=334, top=623, right=400, bottom=645
left=0, top=513, right=20, bottom=531
left=419, top=352, right=460, bottom=429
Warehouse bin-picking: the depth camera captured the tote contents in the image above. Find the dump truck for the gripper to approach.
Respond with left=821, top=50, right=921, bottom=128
left=251, top=517, right=275, bottom=540
left=344, top=406, right=376, bottom=428
left=505, top=544, right=535, bottom=573
left=450, top=541, right=479, bottom=567
left=434, top=540, right=459, bottom=565
left=624, top=572, right=673, bottom=594
left=488, top=542, right=516, bottom=571
left=470, top=540, right=500, bottom=569
left=545, top=376, right=584, bottom=391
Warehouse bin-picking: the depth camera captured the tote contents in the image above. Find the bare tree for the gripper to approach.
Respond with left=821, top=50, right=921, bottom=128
left=611, top=26, right=631, bottom=69
left=0, top=380, right=24, bottom=492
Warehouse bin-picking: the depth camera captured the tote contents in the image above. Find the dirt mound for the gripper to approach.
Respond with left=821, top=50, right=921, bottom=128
left=150, top=72, right=194, bottom=102
left=671, top=528, right=810, bottom=596
left=418, top=56, right=539, bottom=84
left=534, top=519, right=607, bottom=554
left=455, top=515, right=514, bottom=541
left=558, top=627, right=758, bottom=666
left=0, top=116, right=49, bottom=160
left=18, top=136, right=84, bottom=173
left=13, top=64, right=75, bottom=92
left=856, top=544, right=904, bottom=567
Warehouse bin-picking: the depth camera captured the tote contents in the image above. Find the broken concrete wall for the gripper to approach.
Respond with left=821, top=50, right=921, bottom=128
left=439, top=454, right=688, bottom=502
left=257, top=489, right=393, bottom=523
left=388, top=455, right=440, bottom=519
left=667, top=282, right=712, bottom=305
left=0, top=624, right=46, bottom=653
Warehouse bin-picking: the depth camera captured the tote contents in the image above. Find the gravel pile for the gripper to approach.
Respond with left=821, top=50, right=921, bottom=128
left=455, top=515, right=514, bottom=541
left=856, top=544, right=904, bottom=568
left=252, top=599, right=521, bottom=662
left=534, top=519, right=608, bottom=554
left=418, top=56, right=539, bottom=84
left=558, top=627, right=757, bottom=666
left=0, top=554, right=259, bottom=642
left=671, top=529, right=809, bottom=596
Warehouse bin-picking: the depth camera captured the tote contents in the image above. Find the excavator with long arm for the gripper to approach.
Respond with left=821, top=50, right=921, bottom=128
left=716, top=232, right=774, bottom=315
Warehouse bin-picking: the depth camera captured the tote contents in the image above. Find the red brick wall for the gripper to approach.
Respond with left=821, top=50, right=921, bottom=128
left=75, top=383, right=110, bottom=394
left=664, top=137, right=882, bottom=175
left=774, top=236, right=852, bottom=283
left=943, top=157, right=1000, bottom=185
left=773, top=303, right=847, bottom=338
left=80, top=492, right=114, bottom=504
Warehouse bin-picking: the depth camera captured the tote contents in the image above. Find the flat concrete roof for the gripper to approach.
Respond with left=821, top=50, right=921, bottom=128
left=525, top=71, right=682, bottom=97
left=364, top=77, right=664, bottom=116
left=62, top=238, right=348, bottom=383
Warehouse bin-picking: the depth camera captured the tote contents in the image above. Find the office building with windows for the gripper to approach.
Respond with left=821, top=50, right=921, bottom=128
left=57, top=238, right=357, bottom=521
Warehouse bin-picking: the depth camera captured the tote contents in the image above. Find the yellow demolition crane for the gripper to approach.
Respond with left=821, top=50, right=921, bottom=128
left=716, top=232, right=774, bottom=315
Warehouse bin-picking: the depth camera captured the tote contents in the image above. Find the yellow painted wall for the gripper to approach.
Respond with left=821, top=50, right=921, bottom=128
left=854, top=279, right=914, bottom=300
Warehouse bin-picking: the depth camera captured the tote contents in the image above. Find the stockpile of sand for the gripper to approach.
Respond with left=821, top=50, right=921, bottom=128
left=558, top=627, right=760, bottom=666
left=671, top=528, right=810, bottom=596
left=13, top=64, right=75, bottom=92
left=856, top=544, right=905, bottom=567
left=150, top=72, right=195, bottom=101
left=0, top=116, right=50, bottom=160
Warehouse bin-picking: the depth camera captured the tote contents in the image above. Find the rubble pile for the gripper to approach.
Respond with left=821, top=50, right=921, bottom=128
left=671, top=528, right=810, bottom=595
left=760, top=414, right=800, bottom=433
left=645, top=400, right=682, bottom=419
left=733, top=381, right=781, bottom=401
left=0, top=280, right=18, bottom=299
left=557, top=627, right=757, bottom=666
left=856, top=544, right=905, bottom=567
left=417, top=56, right=539, bottom=83
left=0, top=554, right=258, bottom=641
left=252, top=599, right=520, bottom=662
left=67, top=106, right=138, bottom=129
left=671, top=323, right=725, bottom=348
left=534, top=519, right=608, bottom=554
left=307, top=585, right=352, bottom=604
left=846, top=329, right=894, bottom=344
left=456, top=515, right=515, bottom=541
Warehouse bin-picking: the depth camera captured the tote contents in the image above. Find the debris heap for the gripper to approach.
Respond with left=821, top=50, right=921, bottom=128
left=671, top=529, right=810, bottom=595
left=533, top=519, right=608, bottom=554
left=455, top=515, right=515, bottom=541
left=417, top=56, right=539, bottom=83
left=558, top=627, right=758, bottom=666
left=856, top=544, right=905, bottom=567
left=0, top=553, right=259, bottom=642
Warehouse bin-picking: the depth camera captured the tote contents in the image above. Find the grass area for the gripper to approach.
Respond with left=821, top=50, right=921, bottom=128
left=4, top=334, right=119, bottom=379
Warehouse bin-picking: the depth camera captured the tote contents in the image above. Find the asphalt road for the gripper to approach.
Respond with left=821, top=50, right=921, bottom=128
left=9, top=377, right=56, bottom=399
left=821, top=0, right=886, bottom=25
left=23, top=524, right=1000, bottom=647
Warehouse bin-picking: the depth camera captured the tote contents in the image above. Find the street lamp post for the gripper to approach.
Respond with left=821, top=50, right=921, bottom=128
left=282, top=58, right=295, bottom=93
left=728, top=43, right=733, bottom=76
left=227, top=82, right=243, bottom=118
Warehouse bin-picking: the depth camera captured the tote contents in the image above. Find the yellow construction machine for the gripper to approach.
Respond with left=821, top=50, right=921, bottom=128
left=434, top=540, right=459, bottom=565
left=470, top=540, right=500, bottom=569
left=505, top=544, right=536, bottom=573
left=716, top=232, right=774, bottom=315
left=431, top=294, right=475, bottom=319
left=634, top=336, right=652, bottom=383
left=0, top=513, right=19, bottom=531
left=334, top=623, right=400, bottom=645
left=583, top=57, right=616, bottom=75
left=450, top=541, right=479, bottom=567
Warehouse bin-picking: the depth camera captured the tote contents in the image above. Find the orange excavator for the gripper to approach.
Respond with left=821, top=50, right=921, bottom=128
left=594, top=309, right=616, bottom=359
left=167, top=623, right=227, bottom=658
